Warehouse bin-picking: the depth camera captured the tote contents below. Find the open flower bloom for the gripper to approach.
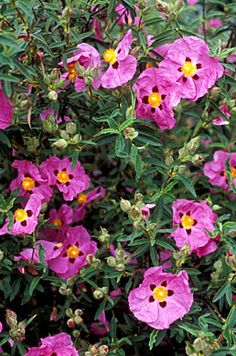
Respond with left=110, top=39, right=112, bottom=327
left=10, top=160, right=52, bottom=203
left=159, top=36, right=224, bottom=101
left=101, top=30, right=137, bottom=89
left=140, top=203, right=155, bottom=220
left=0, top=194, right=43, bottom=236
left=213, top=104, right=230, bottom=126
left=133, top=68, right=180, bottom=130
left=171, top=199, right=218, bottom=257
left=44, top=204, right=74, bottom=241
left=48, top=226, right=97, bottom=280
left=59, top=43, right=101, bottom=92
left=128, top=266, right=193, bottom=330
left=25, top=332, right=79, bottom=356
left=73, top=186, right=106, bottom=223
left=40, top=108, right=70, bottom=124
left=0, top=85, right=13, bottom=129
left=40, top=156, right=90, bottom=201
left=115, top=4, right=140, bottom=26
left=204, top=150, right=236, bottom=191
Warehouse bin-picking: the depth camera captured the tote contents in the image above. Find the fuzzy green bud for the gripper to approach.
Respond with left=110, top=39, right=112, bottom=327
left=66, top=122, right=77, bottom=135
left=120, top=198, right=131, bottom=212
left=48, top=90, right=58, bottom=101
left=52, top=138, right=68, bottom=150
left=93, top=289, right=104, bottom=300
left=107, top=256, right=117, bottom=267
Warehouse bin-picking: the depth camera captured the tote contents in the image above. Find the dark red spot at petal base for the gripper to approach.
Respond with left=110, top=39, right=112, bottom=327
left=26, top=210, right=33, bottom=217
left=69, top=258, right=75, bottom=264
left=54, top=170, right=58, bottom=175
left=151, top=108, right=155, bottom=113
left=69, top=174, right=73, bottom=179
left=186, top=229, right=191, bottom=235
left=149, top=296, right=155, bottom=303
left=167, top=290, right=174, bottom=296
left=196, top=63, right=202, bottom=69
left=161, top=94, right=166, bottom=100
left=152, top=86, right=159, bottom=92
left=142, top=96, right=148, bottom=104
left=21, top=221, right=27, bottom=226
left=179, top=223, right=183, bottom=228
left=161, top=281, right=167, bottom=287
left=179, top=212, right=183, bottom=218
left=185, top=57, right=191, bottom=62
left=159, top=301, right=167, bottom=308
left=193, top=74, right=199, bottom=80
left=183, top=76, right=187, bottom=82
left=112, top=61, right=119, bottom=69
left=150, top=284, right=156, bottom=291
left=193, top=219, right=197, bottom=226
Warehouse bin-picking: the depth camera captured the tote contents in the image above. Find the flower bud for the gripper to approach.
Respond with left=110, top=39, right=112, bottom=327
left=65, top=308, right=74, bottom=318
left=124, top=127, right=138, bottom=140
left=42, top=116, right=58, bottom=134
left=6, top=309, right=17, bottom=328
left=98, top=228, right=110, bottom=243
left=66, top=122, right=77, bottom=135
left=59, top=285, right=67, bottom=295
left=74, top=315, right=83, bottom=324
left=66, top=288, right=72, bottom=296
left=98, top=344, right=109, bottom=355
left=72, top=330, right=80, bottom=338
left=75, top=309, right=83, bottom=317
left=67, top=318, right=75, bottom=328
left=116, top=263, right=126, bottom=272
left=107, top=256, right=117, bottom=267
left=209, top=86, right=221, bottom=98
left=120, top=198, right=131, bottom=212
left=186, top=136, right=200, bottom=152
left=52, top=138, right=68, bottom=150
left=155, top=0, right=170, bottom=14
left=48, top=90, right=58, bottom=101
left=93, top=289, right=104, bottom=300
left=0, top=249, right=4, bottom=261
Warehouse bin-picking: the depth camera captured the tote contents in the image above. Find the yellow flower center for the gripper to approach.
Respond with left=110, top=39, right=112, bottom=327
left=127, top=17, right=132, bottom=26
left=181, top=61, right=196, bottom=77
left=146, top=62, right=153, bottom=69
left=67, top=246, right=80, bottom=259
left=103, top=49, right=117, bottom=65
left=153, top=286, right=168, bottom=302
left=224, top=167, right=236, bottom=179
left=181, top=215, right=194, bottom=229
left=14, top=209, right=28, bottom=222
left=148, top=92, right=162, bottom=108
left=57, top=171, right=69, bottom=184
left=21, top=177, right=35, bottom=191
left=52, top=218, right=62, bottom=228
left=77, top=193, right=88, bottom=205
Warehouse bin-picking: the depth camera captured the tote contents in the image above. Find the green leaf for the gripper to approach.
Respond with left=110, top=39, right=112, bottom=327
left=29, top=276, right=42, bottom=297
left=175, top=174, right=197, bottom=198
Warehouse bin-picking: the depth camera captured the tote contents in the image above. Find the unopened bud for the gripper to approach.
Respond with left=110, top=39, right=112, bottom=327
left=5, top=309, right=17, bottom=328
left=74, top=315, right=83, bottom=324
left=120, top=198, right=131, bottom=212
left=187, top=136, right=200, bottom=152
left=107, top=256, right=117, bottom=267
left=48, top=90, right=58, bottom=101
left=98, top=344, right=109, bottom=355
left=72, top=330, right=80, bottom=338
left=67, top=318, right=75, bottom=328
left=93, top=289, right=104, bottom=300
left=124, top=127, right=138, bottom=140
left=155, top=0, right=170, bottom=14
left=66, top=122, right=76, bottom=135
left=59, top=285, right=67, bottom=295
left=0, top=249, right=4, bottom=261
left=116, top=263, right=126, bottom=272
left=52, top=138, right=68, bottom=149
left=65, top=308, right=73, bottom=318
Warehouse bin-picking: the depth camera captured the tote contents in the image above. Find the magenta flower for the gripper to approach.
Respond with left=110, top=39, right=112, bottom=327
left=159, top=36, right=224, bottom=101
left=40, top=156, right=90, bottom=201
left=0, top=194, right=43, bottom=236
left=140, top=203, right=155, bottom=220
left=90, top=309, right=110, bottom=335
left=208, top=19, right=223, bottom=28
left=59, top=43, right=101, bottom=93
left=171, top=199, right=218, bottom=257
left=40, top=108, right=70, bottom=124
left=10, top=160, right=52, bottom=203
left=213, top=104, right=230, bottom=126
left=115, top=4, right=140, bottom=26
left=128, top=266, right=193, bottom=330
left=25, top=332, right=79, bottom=356
left=0, top=85, right=13, bottom=129
left=204, top=150, right=236, bottom=191
left=133, top=68, right=180, bottom=130
left=48, top=226, right=97, bottom=280
left=73, top=186, right=106, bottom=223
left=187, top=0, right=197, bottom=5
left=15, top=240, right=63, bottom=265
left=101, top=30, right=137, bottom=89
left=44, top=204, right=74, bottom=241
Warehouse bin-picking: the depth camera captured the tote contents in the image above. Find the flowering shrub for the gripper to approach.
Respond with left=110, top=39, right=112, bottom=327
left=0, top=0, right=236, bottom=355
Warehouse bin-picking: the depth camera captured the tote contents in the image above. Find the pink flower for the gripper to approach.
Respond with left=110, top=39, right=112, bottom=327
left=101, top=30, right=137, bottom=89
left=40, top=108, right=70, bottom=123
left=40, top=156, right=90, bottom=201
left=128, top=266, right=193, bottom=330
left=213, top=104, right=230, bottom=126
left=44, top=204, right=74, bottom=241
left=90, top=310, right=110, bottom=335
left=73, top=186, right=106, bottom=223
left=133, top=68, right=180, bottom=130
left=0, top=322, right=3, bottom=333
left=48, top=226, right=97, bottom=280
left=207, top=19, right=223, bottom=28
left=187, top=0, right=197, bottom=5
left=115, top=4, right=140, bottom=26
left=25, top=332, right=79, bottom=356
left=0, top=194, right=43, bottom=236
left=59, top=43, right=101, bottom=93
left=204, top=150, right=236, bottom=191
left=159, top=250, right=172, bottom=269
left=140, top=204, right=155, bottom=220
left=15, top=240, right=63, bottom=265
left=159, top=36, right=224, bottom=101
left=0, top=86, right=13, bottom=129
left=171, top=199, right=218, bottom=256
left=10, top=160, right=52, bottom=203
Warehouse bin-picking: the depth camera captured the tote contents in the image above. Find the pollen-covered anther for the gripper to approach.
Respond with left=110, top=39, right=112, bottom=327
left=103, top=49, right=117, bottom=65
